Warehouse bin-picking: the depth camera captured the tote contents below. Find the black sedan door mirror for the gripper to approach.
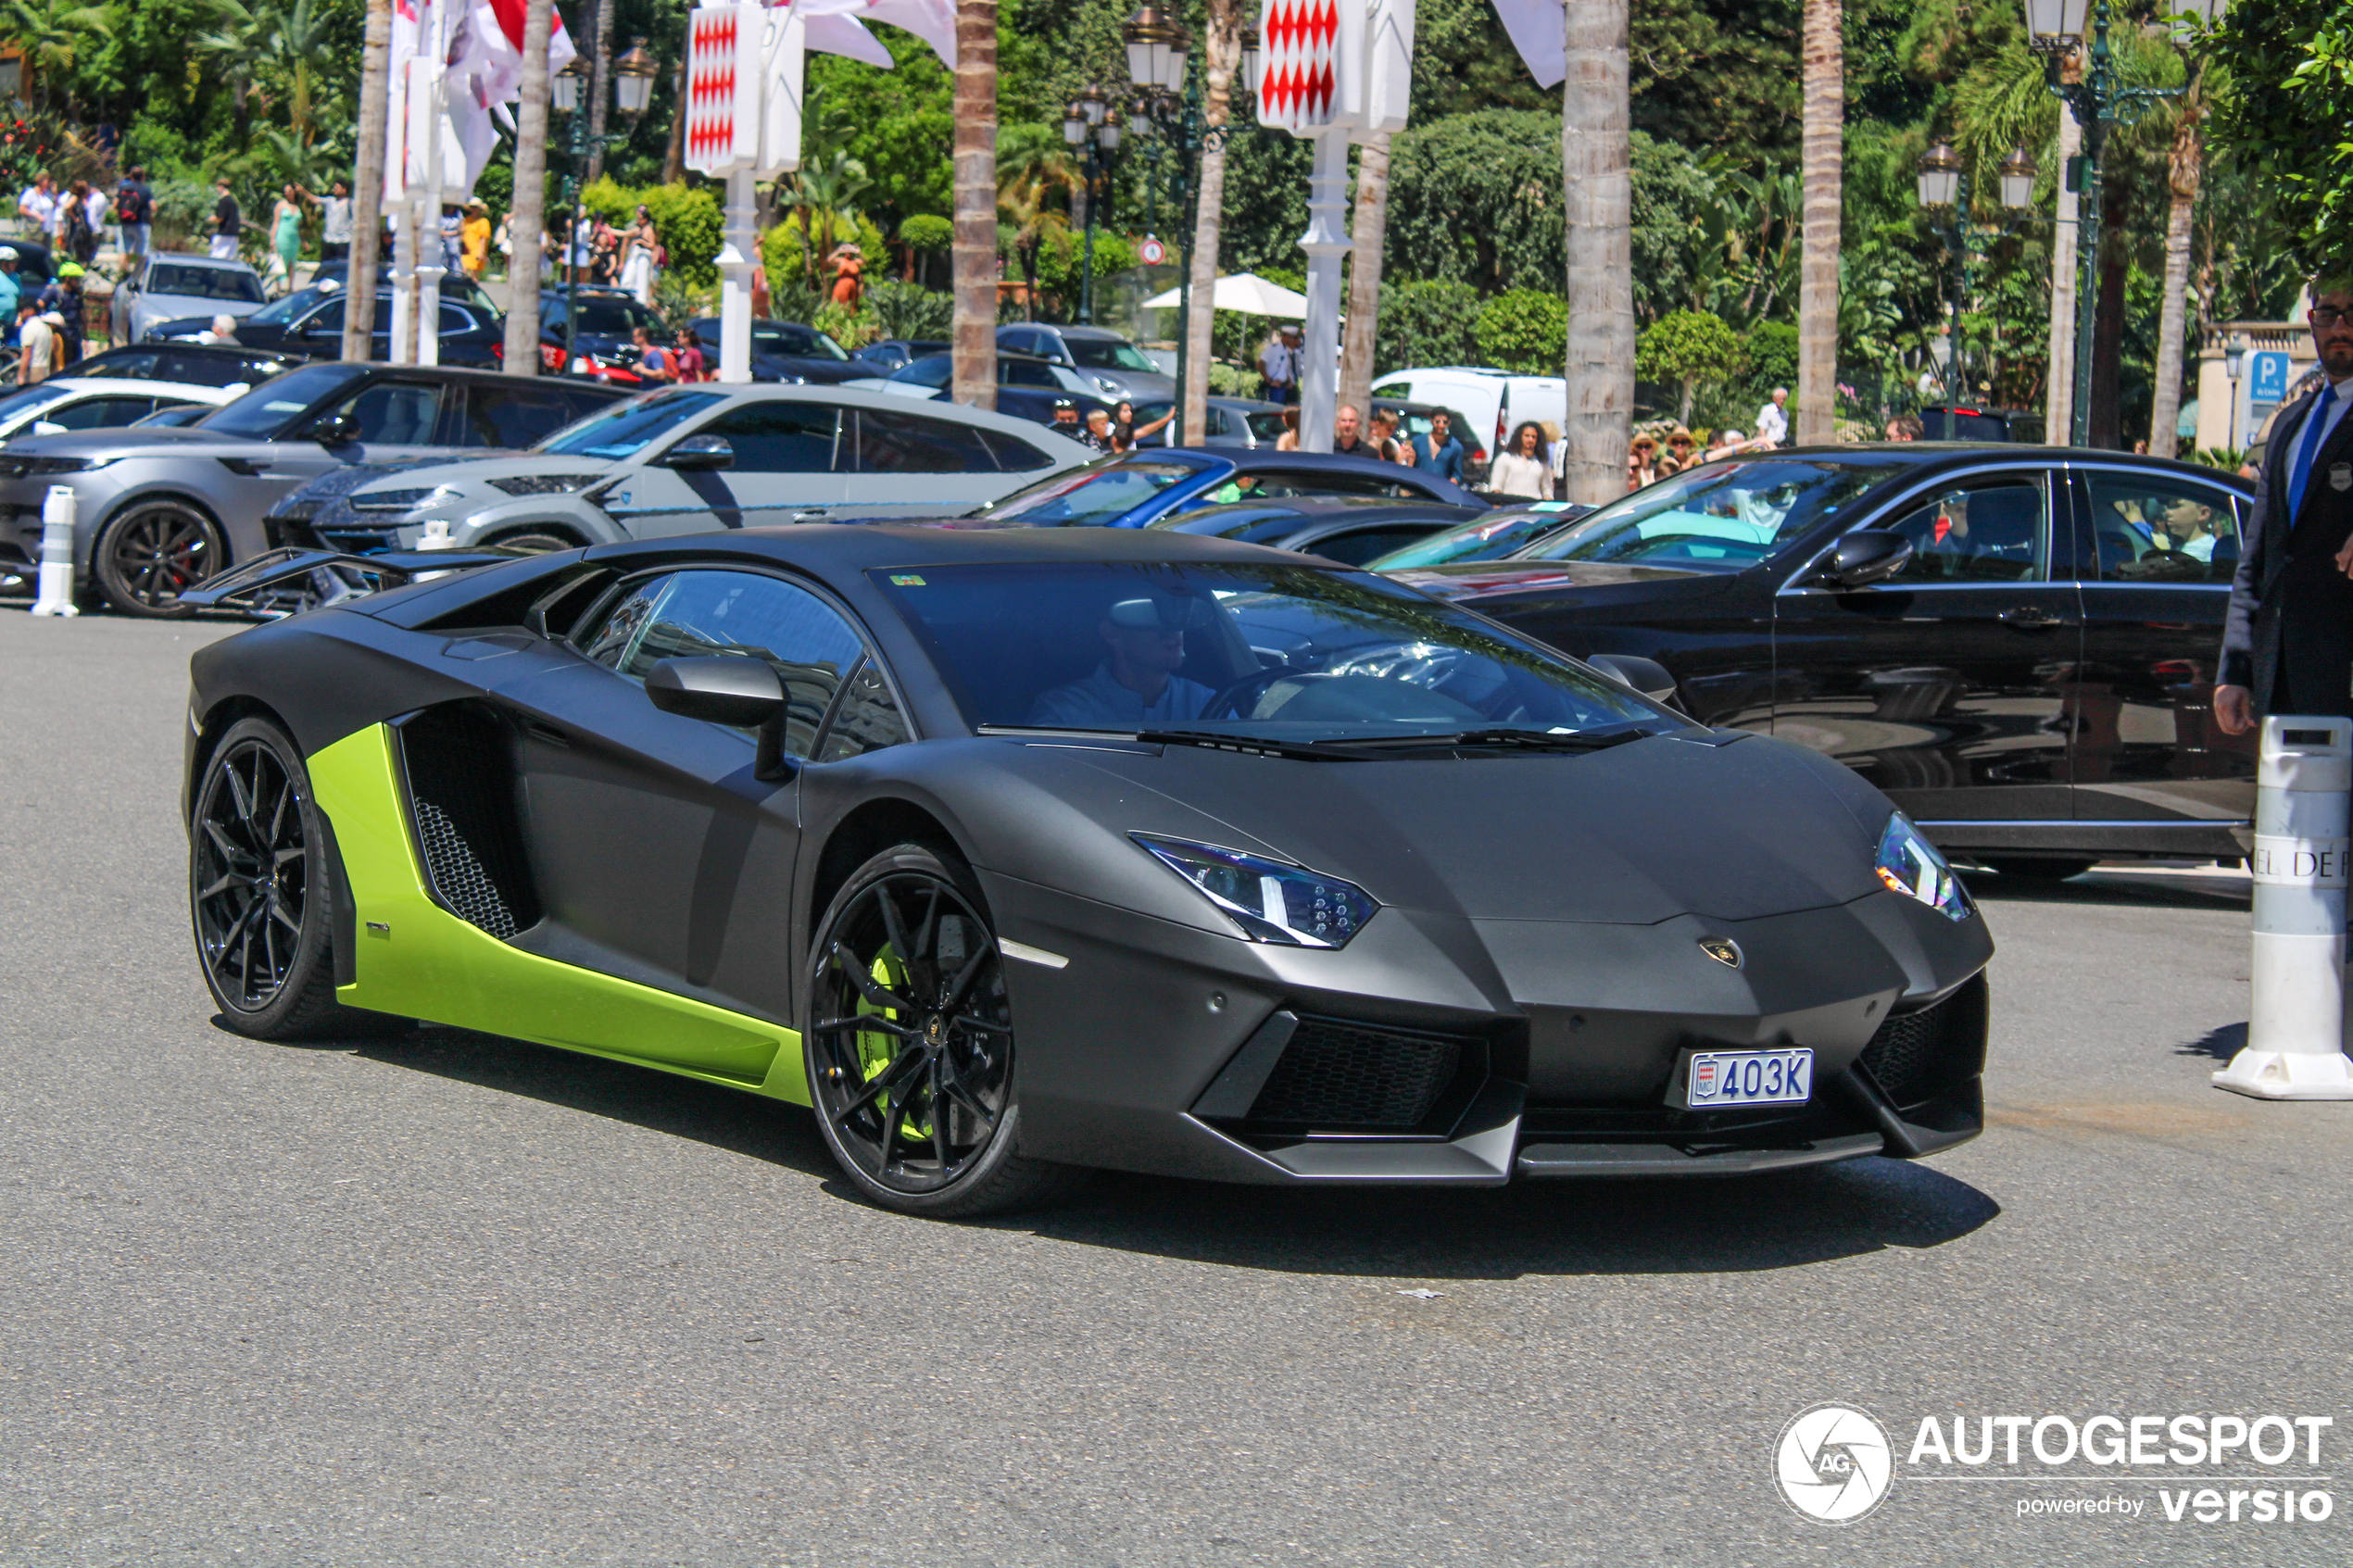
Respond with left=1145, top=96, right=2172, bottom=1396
left=1585, top=653, right=1679, bottom=703
left=304, top=411, right=360, bottom=444
left=644, top=657, right=785, bottom=725
left=661, top=434, right=734, bottom=471
left=1815, top=530, right=1914, bottom=590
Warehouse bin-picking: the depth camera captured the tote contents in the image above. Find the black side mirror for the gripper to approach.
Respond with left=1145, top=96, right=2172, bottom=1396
left=661, top=434, right=734, bottom=471
left=644, top=657, right=785, bottom=726
left=1585, top=653, right=1679, bottom=704
left=1815, top=529, right=1913, bottom=590
left=306, top=411, right=359, bottom=444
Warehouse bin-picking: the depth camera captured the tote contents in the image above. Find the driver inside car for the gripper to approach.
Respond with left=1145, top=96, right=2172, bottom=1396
left=1027, top=595, right=1220, bottom=727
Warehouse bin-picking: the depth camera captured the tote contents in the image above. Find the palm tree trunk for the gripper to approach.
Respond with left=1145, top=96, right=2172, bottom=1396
left=502, top=0, right=554, bottom=376
left=2090, top=172, right=2128, bottom=449
left=2149, top=81, right=2202, bottom=460
left=1559, top=0, right=1632, bottom=504
left=1796, top=0, right=1842, bottom=445
left=1339, top=130, right=1390, bottom=421
left=662, top=63, right=687, bottom=185
left=2045, top=104, right=2081, bottom=438
left=585, top=0, right=613, bottom=182
left=1181, top=0, right=1239, bottom=446
left=951, top=0, right=998, bottom=409
left=344, top=0, right=393, bottom=364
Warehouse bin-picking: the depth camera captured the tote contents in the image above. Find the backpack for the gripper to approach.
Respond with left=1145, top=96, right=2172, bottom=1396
left=117, top=184, right=147, bottom=223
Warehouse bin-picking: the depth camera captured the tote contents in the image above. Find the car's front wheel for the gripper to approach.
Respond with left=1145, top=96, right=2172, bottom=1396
left=804, top=844, right=1084, bottom=1217
left=95, top=499, right=224, bottom=616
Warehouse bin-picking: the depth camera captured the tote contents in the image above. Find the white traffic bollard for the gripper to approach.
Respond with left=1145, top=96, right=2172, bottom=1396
left=29, top=483, right=79, bottom=617
left=2216, top=714, right=2353, bottom=1099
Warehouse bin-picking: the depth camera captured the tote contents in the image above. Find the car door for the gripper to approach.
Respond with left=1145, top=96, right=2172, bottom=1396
left=2066, top=462, right=2259, bottom=831
left=839, top=405, right=1005, bottom=518
left=493, top=567, right=888, bottom=1049
left=600, top=399, right=848, bottom=535
left=1771, top=469, right=2081, bottom=824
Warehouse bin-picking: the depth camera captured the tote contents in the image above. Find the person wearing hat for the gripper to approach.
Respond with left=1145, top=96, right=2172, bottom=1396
left=37, top=262, right=84, bottom=367
left=461, top=200, right=492, bottom=280
left=1627, top=433, right=1660, bottom=491
left=1259, top=324, right=1302, bottom=405
left=1050, top=397, right=1084, bottom=438
left=1026, top=594, right=1218, bottom=727
left=18, top=301, right=57, bottom=385
left=0, top=247, right=23, bottom=345
left=827, top=240, right=863, bottom=310
left=210, top=176, right=241, bottom=261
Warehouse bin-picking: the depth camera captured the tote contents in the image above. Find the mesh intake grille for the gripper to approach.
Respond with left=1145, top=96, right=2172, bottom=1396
left=412, top=797, right=521, bottom=937
left=1858, top=975, right=1986, bottom=1105
left=1249, top=1019, right=1464, bottom=1129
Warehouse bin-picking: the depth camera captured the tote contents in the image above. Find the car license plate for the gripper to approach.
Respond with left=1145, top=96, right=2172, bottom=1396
left=1684, top=1047, right=1812, bottom=1109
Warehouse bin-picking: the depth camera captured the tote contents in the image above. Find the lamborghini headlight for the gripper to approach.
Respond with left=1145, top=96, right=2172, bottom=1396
left=349, top=484, right=465, bottom=513
left=1133, top=834, right=1378, bottom=947
left=1875, top=812, right=1972, bottom=921
left=487, top=472, right=607, bottom=497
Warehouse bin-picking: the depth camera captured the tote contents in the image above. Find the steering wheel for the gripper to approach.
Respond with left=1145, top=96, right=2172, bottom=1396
left=1202, top=665, right=1295, bottom=720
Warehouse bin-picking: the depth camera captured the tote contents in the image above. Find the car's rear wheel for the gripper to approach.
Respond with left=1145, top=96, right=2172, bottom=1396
left=1977, top=856, right=2096, bottom=884
left=804, top=843, right=1084, bottom=1217
left=95, top=500, right=223, bottom=616
left=190, top=718, right=396, bottom=1039
left=483, top=528, right=581, bottom=553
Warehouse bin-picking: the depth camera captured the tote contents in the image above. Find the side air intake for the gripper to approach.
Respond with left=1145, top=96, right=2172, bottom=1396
left=394, top=705, right=539, bottom=939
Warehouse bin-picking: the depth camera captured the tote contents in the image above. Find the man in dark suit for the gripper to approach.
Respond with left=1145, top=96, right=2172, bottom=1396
left=2217, top=280, right=2353, bottom=732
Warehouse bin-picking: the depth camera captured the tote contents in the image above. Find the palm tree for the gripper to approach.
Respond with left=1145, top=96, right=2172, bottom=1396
left=952, top=0, right=998, bottom=409
left=198, top=0, right=339, bottom=151
left=585, top=0, right=613, bottom=182
left=344, top=0, right=392, bottom=363
left=995, top=124, right=1073, bottom=322
left=1559, top=0, right=1632, bottom=504
left=1796, top=0, right=1842, bottom=445
left=0, top=0, right=113, bottom=118
left=2148, top=66, right=2205, bottom=459
left=502, top=0, right=555, bottom=376
left=1181, top=0, right=1242, bottom=445
left=1338, top=130, right=1391, bottom=420
left=785, top=139, right=874, bottom=286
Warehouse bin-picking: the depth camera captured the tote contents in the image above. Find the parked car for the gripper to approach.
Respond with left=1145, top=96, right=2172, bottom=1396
left=1387, top=444, right=2260, bottom=877
left=68, top=341, right=307, bottom=389
left=852, top=351, right=1115, bottom=427
left=0, top=377, right=244, bottom=445
left=1371, top=368, right=1559, bottom=474
left=539, top=288, right=664, bottom=381
left=1145, top=495, right=1487, bottom=565
left=0, top=238, right=55, bottom=291
left=686, top=316, right=875, bottom=383
left=325, top=383, right=1096, bottom=552
left=1124, top=395, right=1286, bottom=447
left=0, top=362, right=624, bottom=615
left=309, top=258, right=497, bottom=314
left=145, top=284, right=506, bottom=369
left=1919, top=405, right=2047, bottom=443
left=997, top=322, right=1174, bottom=400
left=967, top=447, right=1483, bottom=530
left=852, top=337, right=949, bottom=373
left=1365, top=502, right=1593, bottom=570
left=115, top=253, right=269, bottom=344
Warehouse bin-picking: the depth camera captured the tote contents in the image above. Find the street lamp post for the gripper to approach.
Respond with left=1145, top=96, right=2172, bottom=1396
left=2226, top=332, right=2248, bottom=450
left=1062, top=85, right=1123, bottom=326
left=1916, top=140, right=2035, bottom=403
left=550, top=39, right=657, bottom=374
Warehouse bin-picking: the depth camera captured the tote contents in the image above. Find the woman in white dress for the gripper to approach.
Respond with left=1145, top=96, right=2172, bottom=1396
left=619, top=205, right=660, bottom=305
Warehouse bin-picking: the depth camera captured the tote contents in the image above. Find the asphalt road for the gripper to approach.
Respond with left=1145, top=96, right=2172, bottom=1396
left=4, top=608, right=2349, bottom=1567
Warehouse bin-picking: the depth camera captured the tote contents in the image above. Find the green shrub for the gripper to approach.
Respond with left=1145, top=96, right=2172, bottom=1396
left=579, top=178, right=724, bottom=289
left=863, top=278, right=952, bottom=340
left=1636, top=309, right=1746, bottom=422
left=898, top=214, right=953, bottom=252
left=761, top=210, right=890, bottom=295
left=1475, top=290, right=1568, bottom=375
left=1374, top=279, right=1483, bottom=375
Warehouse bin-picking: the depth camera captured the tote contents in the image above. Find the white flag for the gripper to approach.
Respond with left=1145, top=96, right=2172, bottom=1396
left=1489, top=0, right=1563, bottom=89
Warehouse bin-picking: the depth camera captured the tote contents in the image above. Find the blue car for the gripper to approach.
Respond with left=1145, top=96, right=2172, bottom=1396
left=963, top=446, right=1482, bottom=529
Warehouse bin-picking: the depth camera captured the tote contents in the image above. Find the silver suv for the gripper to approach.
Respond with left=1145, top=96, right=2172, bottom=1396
left=995, top=324, right=1175, bottom=401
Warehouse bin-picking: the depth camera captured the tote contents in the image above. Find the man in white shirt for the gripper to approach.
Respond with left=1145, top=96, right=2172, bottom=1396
left=17, top=303, right=57, bottom=385
left=1755, top=387, right=1791, bottom=447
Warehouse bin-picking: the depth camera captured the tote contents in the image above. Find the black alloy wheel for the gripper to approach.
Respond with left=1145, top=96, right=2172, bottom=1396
left=483, top=529, right=582, bottom=554
left=95, top=500, right=224, bottom=616
left=804, top=844, right=1081, bottom=1217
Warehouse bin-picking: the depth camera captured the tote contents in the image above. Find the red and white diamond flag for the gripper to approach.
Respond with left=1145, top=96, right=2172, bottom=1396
left=1256, top=0, right=1340, bottom=133
left=686, top=4, right=759, bottom=173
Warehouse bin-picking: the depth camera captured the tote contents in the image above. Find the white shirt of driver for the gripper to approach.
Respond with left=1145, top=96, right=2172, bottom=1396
left=1755, top=399, right=1789, bottom=446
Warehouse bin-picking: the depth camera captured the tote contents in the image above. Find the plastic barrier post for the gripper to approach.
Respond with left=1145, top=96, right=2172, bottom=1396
left=29, top=483, right=79, bottom=617
left=2216, top=713, right=2353, bottom=1099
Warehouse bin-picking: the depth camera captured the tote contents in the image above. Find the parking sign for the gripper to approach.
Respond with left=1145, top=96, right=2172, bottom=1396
left=2250, top=351, right=2292, bottom=407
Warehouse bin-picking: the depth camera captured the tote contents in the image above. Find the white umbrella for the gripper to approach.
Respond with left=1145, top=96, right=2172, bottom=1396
left=1141, top=272, right=1313, bottom=317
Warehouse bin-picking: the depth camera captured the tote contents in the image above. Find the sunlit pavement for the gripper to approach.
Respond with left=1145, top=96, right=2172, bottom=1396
left=2, top=606, right=2346, bottom=1567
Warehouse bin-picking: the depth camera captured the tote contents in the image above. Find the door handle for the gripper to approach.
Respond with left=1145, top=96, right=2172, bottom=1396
left=1999, top=605, right=2065, bottom=627
left=522, top=720, right=572, bottom=748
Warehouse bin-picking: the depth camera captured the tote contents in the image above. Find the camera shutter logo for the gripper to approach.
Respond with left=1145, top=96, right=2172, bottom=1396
left=1776, top=1404, right=1894, bottom=1524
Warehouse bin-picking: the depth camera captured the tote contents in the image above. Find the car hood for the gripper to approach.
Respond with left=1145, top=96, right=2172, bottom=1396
left=346, top=453, right=622, bottom=496
left=140, top=295, right=261, bottom=319
left=283, top=452, right=526, bottom=508
left=2, top=427, right=255, bottom=462
left=1390, top=558, right=1718, bottom=601
left=965, top=727, right=1896, bottom=928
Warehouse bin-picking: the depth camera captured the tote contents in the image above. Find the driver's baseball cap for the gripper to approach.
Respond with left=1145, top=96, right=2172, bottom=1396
left=1106, top=596, right=1213, bottom=631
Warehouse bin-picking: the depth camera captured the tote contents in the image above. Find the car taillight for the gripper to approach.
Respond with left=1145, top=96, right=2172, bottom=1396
left=488, top=342, right=503, bottom=362
left=1495, top=407, right=1507, bottom=454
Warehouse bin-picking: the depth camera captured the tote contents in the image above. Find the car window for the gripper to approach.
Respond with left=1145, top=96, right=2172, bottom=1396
left=70, top=347, right=168, bottom=381
left=889, top=356, right=955, bottom=389
left=537, top=388, right=725, bottom=458
left=1301, top=524, right=1442, bottom=567
left=157, top=349, right=286, bottom=387
left=1878, top=479, right=2050, bottom=583
left=438, top=303, right=477, bottom=334
left=193, top=360, right=371, bottom=437
left=1190, top=470, right=1417, bottom=508
left=1000, top=358, right=1058, bottom=387
left=145, top=263, right=264, bottom=303
left=854, top=407, right=994, bottom=473
left=244, top=289, right=316, bottom=327
left=1518, top=457, right=1906, bottom=571
left=999, top=329, right=1038, bottom=356
left=553, top=296, right=660, bottom=335
left=2085, top=472, right=2240, bottom=585
left=450, top=382, right=599, bottom=448
left=977, top=456, right=1191, bottom=522
left=1244, top=411, right=1289, bottom=442
left=1063, top=338, right=1159, bottom=372
left=975, top=428, right=1055, bottom=471
left=0, top=383, right=74, bottom=423
left=44, top=395, right=160, bottom=432
left=323, top=378, right=446, bottom=445
left=579, top=570, right=868, bottom=759
left=698, top=401, right=843, bottom=471
left=750, top=320, right=850, bottom=360
left=815, top=659, right=911, bottom=762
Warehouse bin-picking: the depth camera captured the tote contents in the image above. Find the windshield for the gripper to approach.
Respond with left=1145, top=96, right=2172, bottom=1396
left=752, top=321, right=849, bottom=360
left=243, top=287, right=321, bottom=327
left=1368, top=508, right=1582, bottom=570
left=146, top=263, right=263, bottom=304
left=535, top=387, right=724, bottom=458
left=557, top=297, right=660, bottom=335
left=973, top=455, right=1197, bottom=524
left=1065, top=338, right=1161, bottom=373
left=194, top=361, right=370, bottom=437
left=889, top=355, right=954, bottom=388
left=1510, top=457, right=1908, bottom=569
left=874, top=561, right=1663, bottom=742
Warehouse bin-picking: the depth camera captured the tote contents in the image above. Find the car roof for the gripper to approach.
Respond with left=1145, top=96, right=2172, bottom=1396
left=35, top=376, right=240, bottom=400
left=585, top=521, right=1327, bottom=578
left=1052, top=325, right=1133, bottom=341
left=1154, top=495, right=1481, bottom=528
left=1765, top=441, right=2258, bottom=494
left=145, top=251, right=257, bottom=274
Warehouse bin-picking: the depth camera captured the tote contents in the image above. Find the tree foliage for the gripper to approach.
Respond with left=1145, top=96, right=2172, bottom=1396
left=1374, top=279, right=1481, bottom=375
left=1475, top=290, right=1569, bottom=374
left=1637, top=308, right=1746, bottom=420
left=2207, top=0, right=2352, bottom=273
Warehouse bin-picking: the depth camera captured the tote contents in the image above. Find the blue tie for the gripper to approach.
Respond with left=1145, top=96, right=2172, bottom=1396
left=2288, top=383, right=2339, bottom=522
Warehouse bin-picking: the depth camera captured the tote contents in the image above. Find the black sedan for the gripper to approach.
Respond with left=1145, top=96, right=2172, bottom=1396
left=148, top=285, right=508, bottom=370
left=68, top=342, right=308, bottom=390
left=968, top=447, right=1484, bottom=529
left=1388, top=444, right=2259, bottom=878
left=184, top=525, right=1988, bottom=1216
left=687, top=316, right=876, bottom=384
left=1147, top=495, right=1488, bottom=566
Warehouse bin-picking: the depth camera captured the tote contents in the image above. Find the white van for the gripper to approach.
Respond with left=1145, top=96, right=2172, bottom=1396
left=1371, top=367, right=1567, bottom=467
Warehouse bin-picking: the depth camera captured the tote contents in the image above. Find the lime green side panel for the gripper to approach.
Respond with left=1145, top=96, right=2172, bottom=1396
left=306, top=723, right=810, bottom=1106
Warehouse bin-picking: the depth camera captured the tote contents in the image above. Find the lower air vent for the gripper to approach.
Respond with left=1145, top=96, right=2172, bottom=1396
left=396, top=704, right=539, bottom=938
left=1858, top=974, right=1988, bottom=1106
left=1250, top=1018, right=1465, bottom=1129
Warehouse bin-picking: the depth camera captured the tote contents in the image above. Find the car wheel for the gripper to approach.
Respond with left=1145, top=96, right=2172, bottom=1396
left=1976, top=856, right=2097, bottom=884
left=190, top=717, right=398, bottom=1040
left=95, top=500, right=224, bottom=616
left=804, top=843, right=1086, bottom=1218
left=482, top=529, right=581, bottom=554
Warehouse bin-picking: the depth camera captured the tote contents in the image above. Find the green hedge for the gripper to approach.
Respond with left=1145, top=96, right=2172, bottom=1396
left=578, top=178, right=724, bottom=289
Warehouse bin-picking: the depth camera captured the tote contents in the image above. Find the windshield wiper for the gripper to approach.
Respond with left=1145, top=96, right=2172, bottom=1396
left=1137, top=729, right=1367, bottom=760
left=1314, top=727, right=1653, bottom=754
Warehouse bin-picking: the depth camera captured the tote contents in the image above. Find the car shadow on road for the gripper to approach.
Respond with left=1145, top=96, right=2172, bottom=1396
left=1967, top=868, right=2250, bottom=913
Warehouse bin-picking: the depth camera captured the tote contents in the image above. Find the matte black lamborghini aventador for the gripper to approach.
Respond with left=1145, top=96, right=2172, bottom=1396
left=183, top=526, right=1994, bottom=1216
